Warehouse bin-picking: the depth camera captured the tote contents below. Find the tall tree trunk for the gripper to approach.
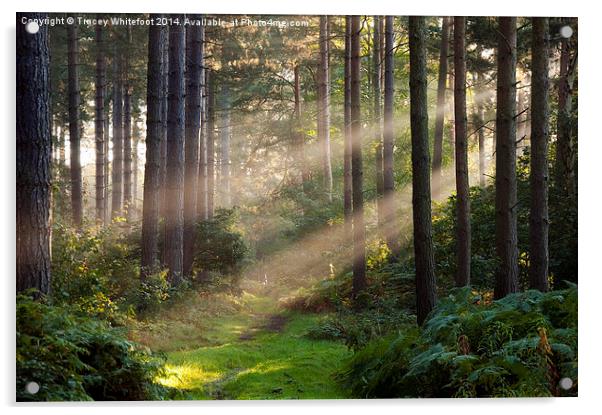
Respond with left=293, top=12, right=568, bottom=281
left=197, top=25, right=207, bottom=221
left=350, top=16, right=366, bottom=301
left=104, top=98, right=111, bottom=224
left=383, top=15, right=396, bottom=251
left=206, top=70, right=215, bottom=219
left=409, top=16, right=437, bottom=325
left=318, top=16, right=333, bottom=201
left=475, top=70, right=487, bottom=187
left=159, top=35, right=169, bottom=220
left=373, top=16, right=384, bottom=229
left=95, top=22, right=106, bottom=223
left=165, top=19, right=186, bottom=285
left=293, top=64, right=309, bottom=193
left=112, top=52, right=123, bottom=217
left=133, top=119, right=140, bottom=211
left=343, top=17, right=353, bottom=238
left=141, top=19, right=166, bottom=278
left=123, top=29, right=133, bottom=219
left=432, top=17, right=451, bottom=198
left=17, top=12, right=51, bottom=295
left=67, top=25, right=83, bottom=227
left=529, top=17, right=550, bottom=292
left=494, top=17, right=519, bottom=299
left=555, top=26, right=577, bottom=200
left=219, top=88, right=231, bottom=208
left=183, top=20, right=203, bottom=276
left=453, top=17, right=471, bottom=287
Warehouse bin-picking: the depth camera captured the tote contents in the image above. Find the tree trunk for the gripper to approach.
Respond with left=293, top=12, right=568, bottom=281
left=432, top=17, right=451, bottom=198
left=123, top=29, right=133, bottom=219
left=453, top=17, right=471, bottom=287
left=206, top=70, right=215, bottom=219
left=373, top=16, right=384, bottom=229
left=165, top=19, right=186, bottom=285
left=475, top=70, right=487, bottom=187
left=67, top=25, right=83, bottom=227
left=350, top=16, right=366, bottom=301
left=133, top=119, right=140, bottom=212
left=183, top=20, right=203, bottom=276
left=343, top=17, right=353, bottom=238
left=555, top=27, right=577, bottom=200
left=318, top=16, right=333, bottom=202
left=104, top=95, right=110, bottom=224
left=293, top=64, right=309, bottom=193
left=141, top=19, right=166, bottom=278
left=219, top=88, right=231, bottom=208
left=95, top=22, right=106, bottom=223
left=383, top=15, right=396, bottom=251
left=409, top=16, right=437, bottom=325
left=112, top=52, right=123, bottom=218
left=159, top=35, right=169, bottom=220
left=494, top=17, right=519, bottom=299
left=529, top=17, right=550, bottom=292
left=197, top=25, right=207, bottom=221
left=17, top=12, right=51, bottom=295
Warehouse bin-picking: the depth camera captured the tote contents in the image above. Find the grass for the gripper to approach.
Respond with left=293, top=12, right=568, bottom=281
left=128, top=288, right=351, bottom=399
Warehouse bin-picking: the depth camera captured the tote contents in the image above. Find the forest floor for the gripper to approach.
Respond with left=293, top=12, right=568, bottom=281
left=129, top=288, right=351, bottom=400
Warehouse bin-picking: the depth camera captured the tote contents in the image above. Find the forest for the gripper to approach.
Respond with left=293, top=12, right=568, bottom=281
left=16, top=13, right=578, bottom=400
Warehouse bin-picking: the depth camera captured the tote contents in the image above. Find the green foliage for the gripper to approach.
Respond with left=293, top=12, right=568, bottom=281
left=195, top=208, right=249, bottom=279
left=338, top=285, right=578, bottom=398
left=432, top=152, right=578, bottom=289
left=16, top=292, right=172, bottom=401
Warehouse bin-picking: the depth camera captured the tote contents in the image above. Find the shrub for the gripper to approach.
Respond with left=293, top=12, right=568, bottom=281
left=195, top=208, right=249, bottom=279
left=337, top=285, right=578, bottom=398
left=16, top=292, right=170, bottom=401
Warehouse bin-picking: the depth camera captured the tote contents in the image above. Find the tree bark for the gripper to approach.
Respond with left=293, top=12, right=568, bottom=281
left=159, top=35, right=169, bottom=220
left=373, top=16, right=384, bottom=229
left=183, top=20, right=203, bottom=276
left=494, top=17, right=519, bottom=299
left=219, top=88, right=231, bottom=208
left=165, top=19, right=186, bottom=285
left=343, top=17, right=353, bottom=238
left=17, top=12, right=51, bottom=295
left=104, top=96, right=110, bottom=224
left=529, top=17, right=550, bottom=292
left=475, top=70, right=487, bottom=187
left=206, top=70, right=215, bottom=219
left=197, top=25, right=207, bottom=221
left=123, top=28, right=133, bottom=219
left=409, top=16, right=437, bottom=325
left=318, top=16, right=333, bottom=202
left=350, top=16, right=366, bottom=302
left=112, top=52, right=124, bottom=218
left=432, top=17, right=451, bottom=198
left=141, top=18, right=166, bottom=278
left=555, top=25, right=577, bottom=200
left=67, top=25, right=83, bottom=227
left=383, top=15, right=396, bottom=251
left=453, top=17, right=471, bottom=287
left=95, top=21, right=106, bottom=223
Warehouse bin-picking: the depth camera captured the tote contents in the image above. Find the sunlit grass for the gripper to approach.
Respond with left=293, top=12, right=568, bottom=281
left=155, top=311, right=351, bottom=400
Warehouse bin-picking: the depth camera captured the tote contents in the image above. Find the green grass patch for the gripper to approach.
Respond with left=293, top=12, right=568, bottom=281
left=158, top=312, right=351, bottom=399
left=129, top=289, right=351, bottom=399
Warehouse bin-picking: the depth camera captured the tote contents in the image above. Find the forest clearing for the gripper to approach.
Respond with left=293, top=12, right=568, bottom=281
left=16, top=13, right=578, bottom=401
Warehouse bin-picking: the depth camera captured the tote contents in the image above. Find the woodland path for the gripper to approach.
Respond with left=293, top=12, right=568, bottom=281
left=140, top=291, right=351, bottom=400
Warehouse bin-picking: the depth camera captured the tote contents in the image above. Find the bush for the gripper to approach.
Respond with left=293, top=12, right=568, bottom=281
left=337, top=285, right=578, bottom=398
left=50, top=223, right=141, bottom=322
left=16, top=292, right=171, bottom=401
left=195, top=208, right=249, bottom=279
